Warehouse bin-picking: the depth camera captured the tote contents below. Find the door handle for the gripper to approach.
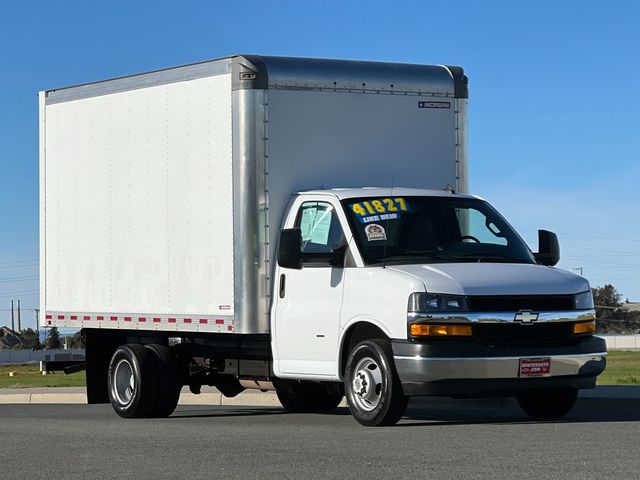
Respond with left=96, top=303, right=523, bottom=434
left=279, top=273, right=286, bottom=299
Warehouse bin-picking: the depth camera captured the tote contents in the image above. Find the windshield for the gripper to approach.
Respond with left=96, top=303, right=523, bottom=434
left=341, top=196, right=536, bottom=265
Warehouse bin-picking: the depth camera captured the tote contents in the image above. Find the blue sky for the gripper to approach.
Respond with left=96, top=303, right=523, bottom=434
left=1, top=1, right=639, bottom=329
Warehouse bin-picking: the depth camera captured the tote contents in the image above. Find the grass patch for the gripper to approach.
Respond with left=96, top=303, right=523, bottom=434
left=598, top=351, right=640, bottom=385
left=0, top=363, right=85, bottom=388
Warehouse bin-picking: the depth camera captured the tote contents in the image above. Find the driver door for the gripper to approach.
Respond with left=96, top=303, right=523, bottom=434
left=273, top=199, right=346, bottom=377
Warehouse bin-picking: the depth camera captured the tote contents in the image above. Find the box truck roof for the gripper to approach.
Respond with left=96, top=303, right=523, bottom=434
left=43, top=54, right=467, bottom=103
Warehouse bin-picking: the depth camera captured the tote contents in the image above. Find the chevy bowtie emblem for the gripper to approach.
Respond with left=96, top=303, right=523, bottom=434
left=514, top=310, right=539, bottom=323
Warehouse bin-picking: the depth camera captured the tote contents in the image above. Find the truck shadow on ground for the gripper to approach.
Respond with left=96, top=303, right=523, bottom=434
left=170, top=397, right=640, bottom=425
left=398, top=397, right=640, bottom=427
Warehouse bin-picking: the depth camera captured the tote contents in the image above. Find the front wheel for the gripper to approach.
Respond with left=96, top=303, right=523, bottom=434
left=344, top=340, right=408, bottom=426
left=516, top=387, right=578, bottom=420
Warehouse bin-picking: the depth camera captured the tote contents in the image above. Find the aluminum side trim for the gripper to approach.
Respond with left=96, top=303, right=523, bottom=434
left=232, top=88, right=269, bottom=333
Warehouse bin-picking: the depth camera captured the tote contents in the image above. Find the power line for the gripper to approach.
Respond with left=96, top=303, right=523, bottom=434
left=562, top=245, right=640, bottom=254
left=0, top=259, right=38, bottom=266
left=515, top=226, right=640, bottom=243
left=0, top=291, right=39, bottom=299
left=0, top=263, right=38, bottom=270
left=0, top=275, right=39, bottom=283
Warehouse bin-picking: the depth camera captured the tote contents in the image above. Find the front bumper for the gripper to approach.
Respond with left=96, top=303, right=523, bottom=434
left=392, top=336, right=607, bottom=397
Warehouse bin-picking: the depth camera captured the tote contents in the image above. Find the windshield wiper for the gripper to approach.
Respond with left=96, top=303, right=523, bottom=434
left=442, top=252, right=526, bottom=263
left=381, top=251, right=459, bottom=263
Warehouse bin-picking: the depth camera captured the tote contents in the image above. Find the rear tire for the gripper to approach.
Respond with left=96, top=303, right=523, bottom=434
left=145, top=344, right=181, bottom=418
left=277, top=383, right=343, bottom=413
left=344, top=339, right=408, bottom=426
left=516, top=387, right=578, bottom=420
left=107, top=344, right=158, bottom=418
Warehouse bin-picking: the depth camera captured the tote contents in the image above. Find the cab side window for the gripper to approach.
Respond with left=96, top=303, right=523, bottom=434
left=295, top=202, right=344, bottom=253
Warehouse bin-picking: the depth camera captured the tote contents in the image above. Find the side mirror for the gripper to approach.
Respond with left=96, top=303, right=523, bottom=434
left=278, top=228, right=303, bottom=269
left=329, top=244, right=348, bottom=268
left=534, top=229, right=560, bottom=266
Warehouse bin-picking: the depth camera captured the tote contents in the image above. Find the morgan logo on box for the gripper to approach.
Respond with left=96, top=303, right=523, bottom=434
left=418, top=101, right=451, bottom=109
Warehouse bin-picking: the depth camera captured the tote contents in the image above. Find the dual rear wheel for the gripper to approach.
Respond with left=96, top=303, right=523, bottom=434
left=107, top=344, right=181, bottom=418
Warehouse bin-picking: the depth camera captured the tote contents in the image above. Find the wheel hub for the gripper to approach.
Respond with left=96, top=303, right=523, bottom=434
left=354, top=370, right=371, bottom=397
left=113, top=359, right=135, bottom=406
left=350, top=356, right=383, bottom=412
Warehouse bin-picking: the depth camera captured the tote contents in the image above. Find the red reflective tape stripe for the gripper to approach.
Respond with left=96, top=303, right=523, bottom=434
left=124, top=317, right=132, bottom=321
left=97, top=316, right=104, bottom=321
left=45, top=315, right=52, bottom=320
left=83, top=316, right=91, bottom=321
left=153, top=317, right=161, bottom=323
left=168, top=318, right=176, bottom=323
left=215, top=319, right=224, bottom=325
left=110, top=316, right=118, bottom=321
left=199, top=319, right=207, bottom=324
left=70, top=315, right=78, bottom=320
left=57, top=315, right=65, bottom=320
left=227, top=325, right=233, bottom=331
left=183, top=318, right=192, bottom=324
left=138, top=317, right=146, bottom=322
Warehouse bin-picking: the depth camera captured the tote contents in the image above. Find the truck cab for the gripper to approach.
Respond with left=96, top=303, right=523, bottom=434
left=272, top=188, right=606, bottom=426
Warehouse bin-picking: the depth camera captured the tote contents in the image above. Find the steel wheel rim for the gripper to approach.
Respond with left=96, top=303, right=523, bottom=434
left=351, top=356, right=384, bottom=411
left=113, top=359, right=135, bottom=406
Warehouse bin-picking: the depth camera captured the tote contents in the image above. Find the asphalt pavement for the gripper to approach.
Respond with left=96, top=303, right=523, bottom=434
left=1, top=395, right=639, bottom=480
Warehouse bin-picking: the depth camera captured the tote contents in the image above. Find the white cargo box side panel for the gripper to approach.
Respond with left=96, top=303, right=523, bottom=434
left=43, top=74, right=235, bottom=332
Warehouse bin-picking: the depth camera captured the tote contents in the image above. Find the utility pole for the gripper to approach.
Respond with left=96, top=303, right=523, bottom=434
left=34, top=308, right=40, bottom=341
left=11, top=300, right=15, bottom=331
left=17, top=299, right=21, bottom=332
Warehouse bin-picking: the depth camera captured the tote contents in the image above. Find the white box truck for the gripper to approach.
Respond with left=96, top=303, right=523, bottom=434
left=39, top=55, right=606, bottom=426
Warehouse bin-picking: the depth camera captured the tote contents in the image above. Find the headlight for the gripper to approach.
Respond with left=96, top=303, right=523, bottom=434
left=408, top=293, right=469, bottom=313
left=574, top=291, right=594, bottom=309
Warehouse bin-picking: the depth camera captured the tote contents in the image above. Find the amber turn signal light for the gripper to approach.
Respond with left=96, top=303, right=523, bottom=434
left=572, top=320, right=596, bottom=335
left=410, top=324, right=473, bottom=337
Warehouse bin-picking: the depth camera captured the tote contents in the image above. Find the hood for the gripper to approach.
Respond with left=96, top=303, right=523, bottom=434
left=388, top=263, right=589, bottom=296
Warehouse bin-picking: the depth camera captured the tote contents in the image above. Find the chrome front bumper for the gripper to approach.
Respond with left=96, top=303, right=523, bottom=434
left=392, top=336, right=607, bottom=396
left=394, top=352, right=607, bottom=383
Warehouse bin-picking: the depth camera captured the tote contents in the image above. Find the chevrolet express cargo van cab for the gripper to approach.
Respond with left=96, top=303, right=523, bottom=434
left=39, top=55, right=606, bottom=426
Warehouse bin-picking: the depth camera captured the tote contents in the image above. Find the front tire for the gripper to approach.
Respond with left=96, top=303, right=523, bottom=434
left=345, top=340, right=408, bottom=426
left=107, top=344, right=159, bottom=418
left=516, top=387, right=578, bottom=420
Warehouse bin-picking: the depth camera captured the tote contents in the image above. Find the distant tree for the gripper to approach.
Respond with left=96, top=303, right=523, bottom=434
left=66, top=331, right=84, bottom=349
left=45, top=327, right=61, bottom=349
left=592, top=284, right=623, bottom=319
left=20, top=328, right=38, bottom=349
left=32, top=334, right=42, bottom=350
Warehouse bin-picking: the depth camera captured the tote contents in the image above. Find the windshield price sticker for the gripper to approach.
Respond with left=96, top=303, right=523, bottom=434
left=350, top=198, right=411, bottom=224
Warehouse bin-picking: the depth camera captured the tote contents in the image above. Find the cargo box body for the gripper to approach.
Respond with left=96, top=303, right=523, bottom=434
left=40, top=55, right=468, bottom=335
